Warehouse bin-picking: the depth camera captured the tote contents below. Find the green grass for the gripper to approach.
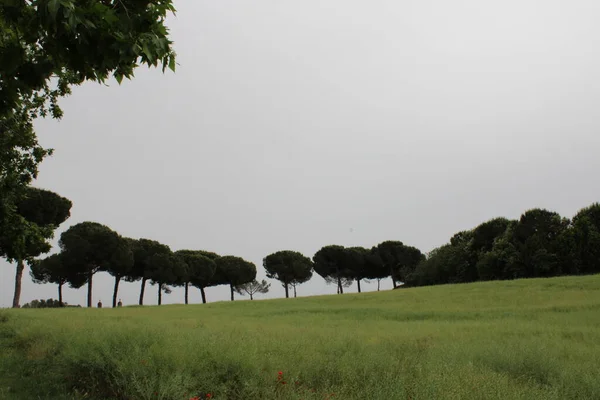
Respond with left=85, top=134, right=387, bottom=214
left=2, top=275, right=600, bottom=399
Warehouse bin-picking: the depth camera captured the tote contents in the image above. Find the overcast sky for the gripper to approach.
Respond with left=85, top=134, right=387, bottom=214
left=2, top=0, right=600, bottom=307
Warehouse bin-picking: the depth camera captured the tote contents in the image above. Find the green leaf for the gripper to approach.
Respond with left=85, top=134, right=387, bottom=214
left=48, top=0, right=60, bottom=20
left=168, top=55, right=176, bottom=72
left=141, top=43, right=152, bottom=61
left=114, top=73, right=123, bottom=85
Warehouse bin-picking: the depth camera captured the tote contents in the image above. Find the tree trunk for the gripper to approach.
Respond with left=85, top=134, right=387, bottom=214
left=230, top=284, right=234, bottom=301
left=158, top=283, right=162, bottom=305
left=250, top=293, right=254, bottom=300
left=87, top=272, right=93, bottom=308
left=12, top=259, right=25, bottom=308
left=139, top=277, right=147, bottom=305
left=377, top=278, right=381, bottom=291
left=337, top=276, right=344, bottom=294
left=390, top=266, right=397, bottom=289
left=357, top=279, right=361, bottom=293
left=284, top=283, right=289, bottom=298
left=112, top=276, right=121, bottom=308
left=200, top=287, right=207, bottom=304
left=293, top=285, right=297, bottom=298
left=184, top=282, right=189, bottom=305
left=58, top=282, right=63, bottom=306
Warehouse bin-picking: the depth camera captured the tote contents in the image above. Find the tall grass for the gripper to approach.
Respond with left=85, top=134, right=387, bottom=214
left=2, top=275, right=600, bottom=399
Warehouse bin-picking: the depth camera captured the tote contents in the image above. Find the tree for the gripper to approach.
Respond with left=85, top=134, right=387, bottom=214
left=565, top=203, right=600, bottom=275
left=511, top=209, right=569, bottom=278
left=365, top=247, right=387, bottom=291
left=0, top=2, right=177, bottom=283
left=345, top=247, right=371, bottom=293
left=0, top=187, right=72, bottom=307
left=375, top=241, right=425, bottom=288
left=146, top=252, right=182, bottom=306
left=471, top=218, right=513, bottom=254
left=235, top=279, right=270, bottom=300
left=175, top=250, right=218, bottom=304
left=30, top=252, right=85, bottom=306
left=313, top=245, right=351, bottom=294
left=215, top=256, right=257, bottom=301
left=127, top=238, right=171, bottom=305
left=0, top=0, right=177, bottom=194
left=103, top=237, right=134, bottom=308
left=263, top=250, right=313, bottom=298
left=59, top=222, right=120, bottom=307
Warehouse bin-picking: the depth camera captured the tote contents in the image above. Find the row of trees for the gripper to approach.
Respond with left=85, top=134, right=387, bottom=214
left=31, top=222, right=259, bottom=307
left=27, top=230, right=426, bottom=307
left=404, top=204, right=600, bottom=287
left=4, top=186, right=600, bottom=307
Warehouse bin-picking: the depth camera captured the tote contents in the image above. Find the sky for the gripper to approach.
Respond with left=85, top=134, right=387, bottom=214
left=2, top=0, right=600, bottom=307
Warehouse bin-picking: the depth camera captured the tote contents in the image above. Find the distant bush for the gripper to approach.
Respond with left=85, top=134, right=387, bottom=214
left=21, top=299, right=80, bottom=308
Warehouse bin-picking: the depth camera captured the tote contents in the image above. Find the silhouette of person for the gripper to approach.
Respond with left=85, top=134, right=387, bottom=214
left=97, top=300, right=102, bottom=308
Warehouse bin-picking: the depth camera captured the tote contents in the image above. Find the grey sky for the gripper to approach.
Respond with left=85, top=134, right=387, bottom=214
left=2, top=0, right=600, bottom=307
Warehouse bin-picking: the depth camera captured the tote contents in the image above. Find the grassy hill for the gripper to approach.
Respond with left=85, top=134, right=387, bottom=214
left=2, top=275, right=600, bottom=399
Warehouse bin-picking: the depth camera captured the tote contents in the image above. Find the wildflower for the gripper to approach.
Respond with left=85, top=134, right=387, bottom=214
left=206, top=394, right=213, bottom=399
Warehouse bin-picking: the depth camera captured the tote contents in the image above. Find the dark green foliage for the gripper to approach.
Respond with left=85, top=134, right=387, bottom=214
left=263, top=250, right=313, bottom=298
left=127, top=238, right=172, bottom=305
left=0, top=187, right=72, bottom=307
left=59, top=222, right=121, bottom=307
left=313, top=245, right=351, bottom=294
left=15, top=187, right=72, bottom=227
left=147, top=251, right=182, bottom=306
left=103, top=237, right=134, bottom=308
left=21, top=298, right=72, bottom=308
left=375, top=241, right=425, bottom=287
left=471, top=218, right=513, bottom=254
left=0, top=2, right=177, bottom=293
left=562, top=204, right=600, bottom=275
left=215, top=256, right=257, bottom=301
left=344, top=247, right=385, bottom=293
left=410, top=208, right=575, bottom=287
left=0, top=0, right=176, bottom=150
left=30, top=252, right=86, bottom=305
left=175, top=250, right=218, bottom=304
left=511, top=209, right=569, bottom=278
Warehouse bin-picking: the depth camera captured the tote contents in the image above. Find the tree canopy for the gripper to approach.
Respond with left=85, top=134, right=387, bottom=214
left=263, top=250, right=313, bottom=298
left=1, top=187, right=72, bottom=307
left=59, top=221, right=121, bottom=307
left=0, top=0, right=176, bottom=189
left=175, top=250, right=218, bottom=304
left=30, top=252, right=85, bottom=305
left=313, top=245, right=352, bottom=294
left=215, top=256, right=257, bottom=301
left=127, top=238, right=172, bottom=305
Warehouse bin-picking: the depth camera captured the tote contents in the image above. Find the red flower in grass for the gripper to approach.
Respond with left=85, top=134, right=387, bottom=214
left=206, top=394, right=212, bottom=399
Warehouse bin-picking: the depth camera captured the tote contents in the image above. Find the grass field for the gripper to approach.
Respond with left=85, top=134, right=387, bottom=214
left=2, top=275, right=600, bottom=400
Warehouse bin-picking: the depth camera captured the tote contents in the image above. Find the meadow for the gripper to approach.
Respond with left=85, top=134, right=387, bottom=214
left=1, top=275, right=600, bottom=400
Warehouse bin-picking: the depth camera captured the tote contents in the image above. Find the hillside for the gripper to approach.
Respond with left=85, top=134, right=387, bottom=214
left=2, top=275, right=600, bottom=399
